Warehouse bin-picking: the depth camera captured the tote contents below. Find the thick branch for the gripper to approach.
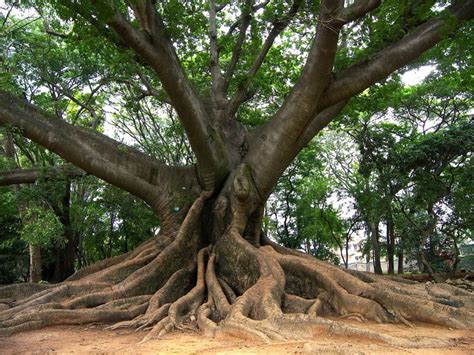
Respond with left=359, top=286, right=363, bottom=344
left=336, top=0, right=381, bottom=24
left=321, top=0, right=474, bottom=108
left=0, top=91, right=200, bottom=220
left=294, top=101, right=348, bottom=152
left=0, top=165, right=86, bottom=187
left=245, top=0, right=344, bottom=199
left=245, top=0, right=474, bottom=201
left=108, top=5, right=228, bottom=184
left=209, top=0, right=224, bottom=103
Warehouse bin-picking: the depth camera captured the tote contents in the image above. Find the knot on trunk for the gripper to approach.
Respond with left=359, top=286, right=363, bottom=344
left=232, top=164, right=251, bottom=201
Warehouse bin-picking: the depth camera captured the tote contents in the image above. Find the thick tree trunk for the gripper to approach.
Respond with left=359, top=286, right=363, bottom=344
left=28, top=244, right=42, bottom=283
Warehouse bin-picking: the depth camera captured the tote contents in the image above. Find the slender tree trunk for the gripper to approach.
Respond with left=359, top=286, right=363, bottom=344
left=419, top=248, right=438, bottom=281
left=53, top=180, right=76, bottom=282
left=386, top=216, right=395, bottom=275
left=370, top=222, right=383, bottom=274
left=4, top=131, right=44, bottom=283
left=397, top=250, right=404, bottom=274
left=29, top=244, right=42, bottom=283
left=345, top=237, right=349, bottom=269
left=419, top=206, right=442, bottom=283
left=451, top=233, right=461, bottom=274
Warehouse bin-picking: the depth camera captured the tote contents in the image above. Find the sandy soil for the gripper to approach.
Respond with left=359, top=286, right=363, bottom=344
left=1, top=321, right=473, bottom=354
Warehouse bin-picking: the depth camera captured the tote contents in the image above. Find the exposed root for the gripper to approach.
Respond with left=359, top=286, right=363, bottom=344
left=0, top=192, right=209, bottom=336
left=1, top=193, right=472, bottom=350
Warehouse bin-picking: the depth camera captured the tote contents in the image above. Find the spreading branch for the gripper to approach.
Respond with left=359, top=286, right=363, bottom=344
left=0, top=165, right=86, bottom=187
left=245, top=0, right=344, bottom=198
left=321, top=0, right=474, bottom=108
left=335, top=0, right=381, bottom=25
left=107, top=2, right=228, bottom=183
left=0, top=91, right=200, bottom=220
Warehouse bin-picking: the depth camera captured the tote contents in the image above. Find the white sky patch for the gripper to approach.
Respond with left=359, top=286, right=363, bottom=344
left=401, top=65, right=435, bottom=86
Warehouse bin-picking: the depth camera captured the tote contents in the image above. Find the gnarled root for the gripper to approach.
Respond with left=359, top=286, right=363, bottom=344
left=1, top=193, right=473, bottom=349
left=200, top=229, right=473, bottom=347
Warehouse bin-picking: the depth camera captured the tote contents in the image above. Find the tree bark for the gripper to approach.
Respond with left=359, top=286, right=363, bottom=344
left=386, top=215, right=395, bottom=275
left=28, top=244, right=42, bottom=283
left=397, top=250, right=404, bottom=274
left=369, top=222, right=383, bottom=275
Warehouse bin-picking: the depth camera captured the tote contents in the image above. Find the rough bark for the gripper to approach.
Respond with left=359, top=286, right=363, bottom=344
left=1, top=184, right=473, bottom=346
left=28, top=244, right=42, bottom=283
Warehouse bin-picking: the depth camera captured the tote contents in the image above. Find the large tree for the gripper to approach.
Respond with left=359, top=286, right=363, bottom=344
left=1, top=0, right=473, bottom=343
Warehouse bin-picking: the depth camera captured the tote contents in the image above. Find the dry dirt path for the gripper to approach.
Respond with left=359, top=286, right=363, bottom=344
left=1, top=321, right=473, bottom=354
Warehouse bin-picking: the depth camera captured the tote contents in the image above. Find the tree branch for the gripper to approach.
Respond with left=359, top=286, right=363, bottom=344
left=321, top=0, right=474, bottom=108
left=0, top=91, right=201, bottom=219
left=0, top=165, right=86, bottom=186
left=209, top=0, right=224, bottom=103
left=335, top=0, right=381, bottom=25
left=294, top=100, right=348, bottom=152
left=107, top=3, right=228, bottom=185
left=245, top=0, right=344, bottom=198
left=222, top=1, right=253, bottom=94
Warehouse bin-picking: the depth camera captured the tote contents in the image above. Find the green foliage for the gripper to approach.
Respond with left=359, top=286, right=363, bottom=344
left=267, top=142, right=342, bottom=264
left=0, top=187, right=27, bottom=283
left=71, top=177, right=160, bottom=264
left=19, top=207, right=64, bottom=247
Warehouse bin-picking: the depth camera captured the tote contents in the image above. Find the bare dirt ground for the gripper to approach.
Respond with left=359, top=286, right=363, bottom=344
left=1, top=321, right=473, bottom=354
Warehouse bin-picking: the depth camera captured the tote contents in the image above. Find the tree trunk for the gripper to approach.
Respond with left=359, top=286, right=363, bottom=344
left=386, top=216, right=395, bottom=275
left=419, top=247, right=439, bottom=282
left=451, top=233, right=461, bottom=274
left=419, top=206, right=442, bottom=283
left=52, top=180, right=76, bottom=282
left=2, top=0, right=474, bottom=337
left=397, top=250, right=404, bottom=274
left=4, top=131, right=43, bottom=284
left=345, top=236, right=349, bottom=269
left=369, top=222, right=383, bottom=275
left=29, top=244, right=42, bottom=283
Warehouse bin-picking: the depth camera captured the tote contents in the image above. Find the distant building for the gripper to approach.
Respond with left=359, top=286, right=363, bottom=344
left=336, top=232, right=418, bottom=273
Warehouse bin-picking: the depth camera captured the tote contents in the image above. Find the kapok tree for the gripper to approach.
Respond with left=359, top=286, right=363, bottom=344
left=1, top=0, right=473, bottom=344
